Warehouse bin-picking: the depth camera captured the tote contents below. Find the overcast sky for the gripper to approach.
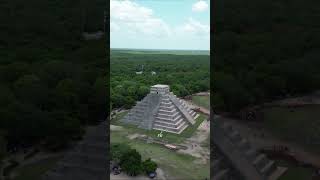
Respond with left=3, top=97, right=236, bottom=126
left=110, top=0, right=210, bottom=50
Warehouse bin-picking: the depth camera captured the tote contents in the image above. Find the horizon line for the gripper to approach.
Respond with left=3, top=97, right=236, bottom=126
left=110, top=47, right=210, bottom=51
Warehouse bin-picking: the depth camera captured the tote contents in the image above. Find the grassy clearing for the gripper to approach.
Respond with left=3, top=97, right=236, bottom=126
left=111, top=111, right=207, bottom=144
left=192, top=95, right=210, bottom=109
left=263, top=105, right=320, bottom=153
left=13, top=156, right=62, bottom=180
left=110, top=127, right=209, bottom=180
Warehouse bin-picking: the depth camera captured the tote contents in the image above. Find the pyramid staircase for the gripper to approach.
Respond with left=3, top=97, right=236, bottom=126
left=121, top=85, right=199, bottom=134
left=212, top=116, right=287, bottom=180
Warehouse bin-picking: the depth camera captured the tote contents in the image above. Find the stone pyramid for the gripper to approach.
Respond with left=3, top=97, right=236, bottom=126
left=121, top=84, right=199, bottom=134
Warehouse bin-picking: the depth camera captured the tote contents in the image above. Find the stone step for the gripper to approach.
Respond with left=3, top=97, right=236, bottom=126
left=155, top=116, right=175, bottom=121
left=267, top=166, right=287, bottom=180
left=153, top=121, right=186, bottom=131
left=245, top=148, right=257, bottom=160
left=253, top=154, right=267, bottom=168
left=154, top=118, right=184, bottom=128
left=260, top=160, right=276, bottom=176
left=158, top=108, right=176, bottom=113
left=153, top=123, right=188, bottom=134
left=176, top=123, right=189, bottom=134
left=157, top=110, right=177, bottom=116
left=155, top=116, right=182, bottom=124
left=213, top=169, right=229, bottom=180
left=160, top=101, right=173, bottom=105
left=158, top=107, right=175, bottom=112
left=156, top=113, right=180, bottom=120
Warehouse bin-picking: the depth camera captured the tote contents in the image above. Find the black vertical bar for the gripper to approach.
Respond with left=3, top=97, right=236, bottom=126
left=105, top=0, right=110, bottom=179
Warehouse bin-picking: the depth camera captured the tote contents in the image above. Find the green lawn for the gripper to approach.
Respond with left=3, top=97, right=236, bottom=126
left=192, top=95, right=210, bottom=109
left=263, top=105, right=320, bottom=153
left=13, top=156, right=62, bottom=180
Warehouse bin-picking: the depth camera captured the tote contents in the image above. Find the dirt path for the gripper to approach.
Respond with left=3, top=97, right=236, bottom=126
left=177, top=100, right=210, bottom=164
left=219, top=116, right=320, bottom=168
left=185, top=99, right=210, bottom=115
left=178, top=120, right=210, bottom=164
left=110, top=125, right=124, bottom=131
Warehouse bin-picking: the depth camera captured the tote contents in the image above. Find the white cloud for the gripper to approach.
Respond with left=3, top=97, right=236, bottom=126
left=176, top=18, right=210, bottom=36
left=192, top=0, right=208, bottom=12
left=110, top=0, right=171, bottom=37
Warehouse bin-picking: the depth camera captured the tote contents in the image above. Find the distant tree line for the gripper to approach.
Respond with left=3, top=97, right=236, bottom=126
left=110, top=52, right=210, bottom=109
left=212, top=0, right=320, bottom=112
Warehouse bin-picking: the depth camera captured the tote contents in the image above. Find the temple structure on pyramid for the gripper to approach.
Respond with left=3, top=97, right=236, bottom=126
left=121, top=84, right=199, bottom=134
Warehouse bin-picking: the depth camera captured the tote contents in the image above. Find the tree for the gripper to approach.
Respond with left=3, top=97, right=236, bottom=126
left=142, top=158, right=157, bottom=174
left=120, top=149, right=143, bottom=176
left=137, top=86, right=149, bottom=100
left=13, top=74, right=48, bottom=107
left=110, top=143, right=131, bottom=164
left=53, top=78, right=78, bottom=111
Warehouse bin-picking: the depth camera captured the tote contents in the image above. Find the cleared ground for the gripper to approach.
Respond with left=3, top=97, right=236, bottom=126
left=191, top=95, right=210, bottom=110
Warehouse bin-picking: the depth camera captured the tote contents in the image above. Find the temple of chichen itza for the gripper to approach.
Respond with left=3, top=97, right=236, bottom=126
left=121, top=84, right=199, bottom=134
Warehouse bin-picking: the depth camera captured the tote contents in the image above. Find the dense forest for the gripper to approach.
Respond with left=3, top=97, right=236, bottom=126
left=213, top=0, right=320, bottom=112
left=0, top=0, right=106, bottom=153
left=110, top=51, right=210, bottom=109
